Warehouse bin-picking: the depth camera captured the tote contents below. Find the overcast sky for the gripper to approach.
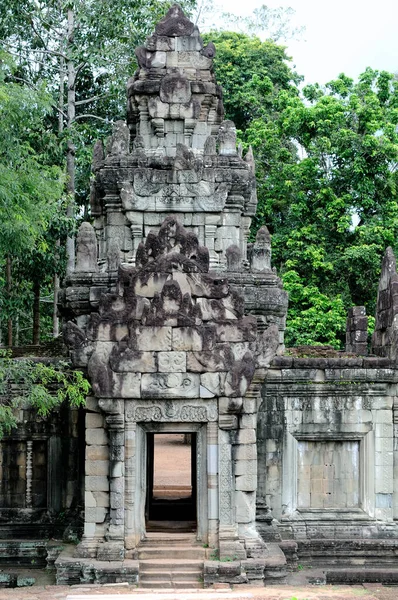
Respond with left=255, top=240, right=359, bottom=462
left=207, top=0, right=398, bottom=85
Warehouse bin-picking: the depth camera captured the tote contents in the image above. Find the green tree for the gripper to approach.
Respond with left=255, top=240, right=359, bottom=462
left=203, top=31, right=301, bottom=132
left=0, top=54, right=65, bottom=345
left=246, top=69, right=398, bottom=347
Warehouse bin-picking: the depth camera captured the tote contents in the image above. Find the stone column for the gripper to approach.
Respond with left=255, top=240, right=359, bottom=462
left=125, top=416, right=137, bottom=552
left=25, top=440, right=33, bottom=509
left=98, top=411, right=125, bottom=560
left=207, top=421, right=218, bottom=548
left=218, top=427, right=245, bottom=559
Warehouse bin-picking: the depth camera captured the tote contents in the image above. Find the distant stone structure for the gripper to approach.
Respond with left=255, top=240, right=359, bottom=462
left=346, top=306, right=368, bottom=355
left=2, top=4, right=398, bottom=589
left=372, top=246, right=398, bottom=359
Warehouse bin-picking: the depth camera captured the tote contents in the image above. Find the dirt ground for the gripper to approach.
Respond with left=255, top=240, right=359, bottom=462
left=0, top=582, right=397, bottom=600
left=153, top=434, right=191, bottom=493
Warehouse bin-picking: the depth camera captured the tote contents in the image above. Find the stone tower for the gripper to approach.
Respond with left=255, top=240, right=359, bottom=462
left=59, top=4, right=288, bottom=584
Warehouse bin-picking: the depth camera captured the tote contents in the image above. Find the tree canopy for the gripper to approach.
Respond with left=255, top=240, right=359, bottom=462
left=208, top=32, right=398, bottom=347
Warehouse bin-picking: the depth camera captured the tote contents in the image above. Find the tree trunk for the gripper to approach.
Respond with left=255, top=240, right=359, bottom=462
left=66, top=7, right=76, bottom=275
left=53, top=53, right=65, bottom=336
left=32, top=279, right=40, bottom=345
left=6, top=255, right=12, bottom=347
left=53, top=273, right=60, bottom=337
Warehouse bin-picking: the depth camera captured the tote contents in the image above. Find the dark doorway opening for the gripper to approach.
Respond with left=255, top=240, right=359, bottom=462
left=146, top=433, right=196, bottom=530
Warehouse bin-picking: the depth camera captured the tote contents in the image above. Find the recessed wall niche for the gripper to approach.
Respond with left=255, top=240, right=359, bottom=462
left=297, top=440, right=360, bottom=509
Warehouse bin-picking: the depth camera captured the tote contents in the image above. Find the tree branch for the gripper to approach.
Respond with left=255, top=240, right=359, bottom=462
left=10, top=76, right=68, bottom=119
left=75, top=114, right=109, bottom=122
left=75, top=94, right=106, bottom=106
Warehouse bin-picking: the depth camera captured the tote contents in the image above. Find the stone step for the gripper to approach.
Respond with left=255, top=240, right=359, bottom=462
left=139, top=580, right=202, bottom=589
left=140, top=570, right=202, bottom=581
left=140, top=559, right=203, bottom=572
left=326, top=568, right=398, bottom=584
left=138, top=546, right=206, bottom=560
left=298, top=538, right=398, bottom=567
left=141, top=533, right=199, bottom=546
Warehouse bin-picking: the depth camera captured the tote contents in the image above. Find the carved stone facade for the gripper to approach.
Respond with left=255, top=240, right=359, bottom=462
left=55, top=6, right=292, bottom=583
left=53, top=5, right=398, bottom=587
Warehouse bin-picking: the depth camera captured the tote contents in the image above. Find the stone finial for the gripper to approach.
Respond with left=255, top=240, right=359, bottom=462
left=250, top=226, right=271, bottom=272
left=226, top=245, right=242, bottom=272
left=89, top=182, right=102, bottom=217
left=201, top=42, right=216, bottom=58
left=155, top=4, right=195, bottom=37
left=75, top=222, right=98, bottom=272
left=245, top=146, right=255, bottom=173
left=107, top=240, right=121, bottom=273
left=106, top=120, right=129, bottom=155
left=92, top=140, right=104, bottom=172
left=218, top=120, right=237, bottom=156
left=135, top=46, right=151, bottom=69
left=204, top=136, right=216, bottom=156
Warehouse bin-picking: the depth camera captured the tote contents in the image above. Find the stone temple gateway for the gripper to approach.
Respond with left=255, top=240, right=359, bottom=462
left=3, top=3, right=398, bottom=589
left=59, top=5, right=289, bottom=582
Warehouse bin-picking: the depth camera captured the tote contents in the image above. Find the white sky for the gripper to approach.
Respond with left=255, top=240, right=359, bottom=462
left=208, top=0, right=398, bottom=85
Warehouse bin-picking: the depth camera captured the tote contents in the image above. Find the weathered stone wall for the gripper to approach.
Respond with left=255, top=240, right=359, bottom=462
left=0, top=401, right=82, bottom=539
left=257, top=356, right=398, bottom=541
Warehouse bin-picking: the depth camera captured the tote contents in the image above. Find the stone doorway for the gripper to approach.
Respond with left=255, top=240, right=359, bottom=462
left=145, top=432, right=197, bottom=528
left=137, top=422, right=209, bottom=542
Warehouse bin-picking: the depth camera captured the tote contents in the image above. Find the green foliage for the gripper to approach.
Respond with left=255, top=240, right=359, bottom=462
left=203, top=31, right=301, bottom=132
left=282, top=271, right=347, bottom=348
left=212, top=46, right=398, bottom=347
left=0, top=54, right=65, bottom=256
left=266, top=70, right=398, bottom=346
left=0, top=350, right=89, bottom=439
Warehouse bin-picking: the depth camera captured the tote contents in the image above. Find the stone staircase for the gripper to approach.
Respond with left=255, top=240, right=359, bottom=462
left=137, top=532, right=205, bottom=589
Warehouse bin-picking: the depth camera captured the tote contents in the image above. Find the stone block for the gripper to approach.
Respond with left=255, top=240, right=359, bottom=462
left=86, top=428, right=108, bottom=446
left=235, top=473, right=256, bottom=492
left=235, top=459, right=256, bottom=477
left=110, top=462, right=124, bottom=477
left=93, top=491, right=110, bottom=507
left=236, top=491, right=255, bottom=523
left=158, top=351, right=186, bottom=372
left=200, top=385, right=215, bottom=398
left=151, top=51, right=166, bottom=68
left=85, top=507, right=107, bottom=523
left=135, top=326, right=172, bottom=351
left=85, top=397, right=100, bottom=412
left=243, top=398, right=257, bottom=414
left=85, top=413, right=104, bottom=428
left=134, top=273, right=169, bottom=297
left=219, top=396, right=243, bottom=414
left=85, top=476, right=109, bottom=492
left=235, top=444, right=257, bottom=461
left=219, top=414, right=238, bottom=429
left=236, top=429, right=256, bottom=444
left=110, top=478, right=124, bottom=493
left=141, top=372, right=200, bottom=398
left=86, top=460, right=109, bottom=476
left=240, top=414, right=257, bottom=429
left=172, top=327, right=203, bottom=351
left=112, top=372, right=141, bottom=398
left=201, top=372, right=220, bottom=395
left=110, top=349, right=157, bottom=372
left=84, top=522, right=96, bottom=537
left=110, top=492, right=124, bottom=509
left=85, top=491, right=96, bottom=507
